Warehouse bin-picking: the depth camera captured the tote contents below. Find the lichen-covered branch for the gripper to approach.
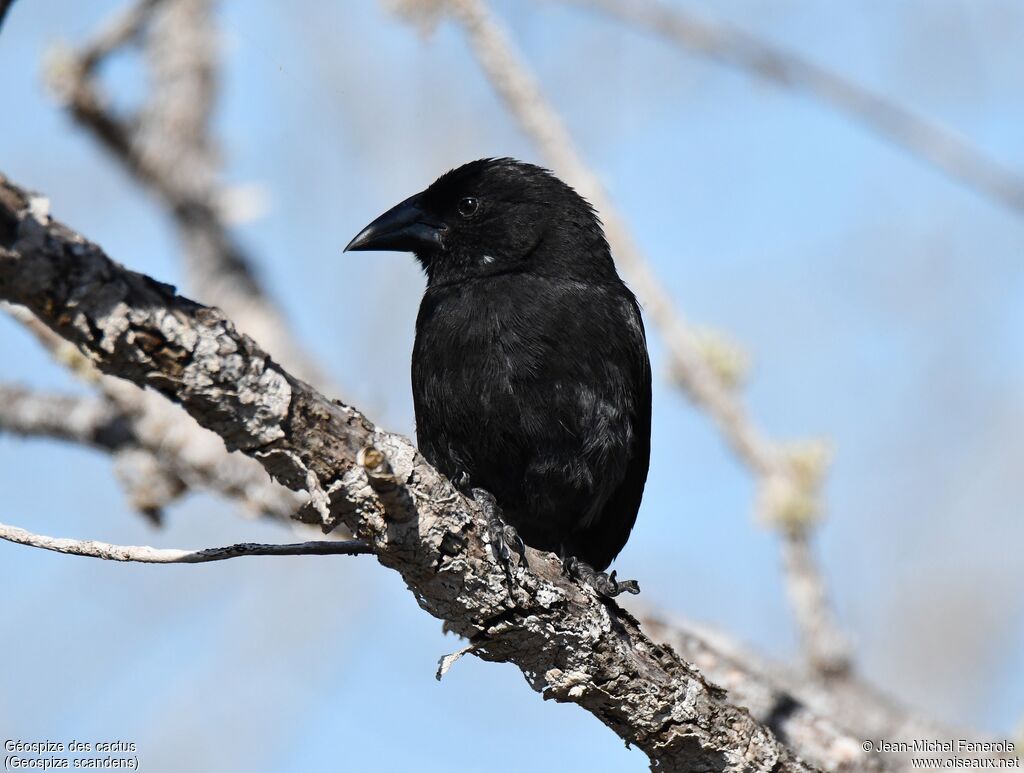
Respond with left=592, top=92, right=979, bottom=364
left=0, top=520, right=370, bottom=563
left=560, top=0, right=1024, bottom=215
left=0, top=172, right=851, bottom=772
left=401, top=0, right=849, bottom=679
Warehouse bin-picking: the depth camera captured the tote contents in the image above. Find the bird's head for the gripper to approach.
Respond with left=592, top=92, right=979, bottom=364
left=345, top=158, right=615, bottom=285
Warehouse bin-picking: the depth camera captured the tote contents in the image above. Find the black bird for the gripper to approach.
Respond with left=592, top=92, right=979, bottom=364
left=346, top=158, right=651, bottom=596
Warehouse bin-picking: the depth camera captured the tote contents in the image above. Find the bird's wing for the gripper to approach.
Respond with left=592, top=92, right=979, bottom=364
left=565, top=292, right=651, bottom=570
left=516, top=288, right=652, bottom=567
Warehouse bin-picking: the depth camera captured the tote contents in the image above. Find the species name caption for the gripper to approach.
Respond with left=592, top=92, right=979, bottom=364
left=4, top=741, right=138, bottom=770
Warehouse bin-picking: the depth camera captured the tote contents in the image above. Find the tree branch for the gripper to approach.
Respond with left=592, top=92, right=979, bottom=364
left=418, top=0, right=849, bottom=679
left=0, top=520, right=370, bottom=563
left=0, top=171, right=872, bottom=772
left=558, top=0, right=1024, bottom=214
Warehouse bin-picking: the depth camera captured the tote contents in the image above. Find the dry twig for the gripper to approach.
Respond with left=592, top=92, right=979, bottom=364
left=0, top=520, right=370, bottom=563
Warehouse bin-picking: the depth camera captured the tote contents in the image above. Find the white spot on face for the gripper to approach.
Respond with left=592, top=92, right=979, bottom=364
left=481, top=255, right=495, bottom=265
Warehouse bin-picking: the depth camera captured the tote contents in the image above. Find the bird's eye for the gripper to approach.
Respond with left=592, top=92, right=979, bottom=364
left=457, top=197, right=479, bottom=217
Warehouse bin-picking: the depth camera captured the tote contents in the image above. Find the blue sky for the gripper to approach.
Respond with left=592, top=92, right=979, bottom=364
left=1, top=1, right=1022, bottom=770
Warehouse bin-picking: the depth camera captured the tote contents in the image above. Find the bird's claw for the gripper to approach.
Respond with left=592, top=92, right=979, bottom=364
left=595, top=570, right=641, bottom=597
left=487, top=517, right=528, bottom=599
left=488, top=517, right=527, bottom=569
left=473, top=488, right=528, bottom=574
left=563, top=556, right=640, bottom=598
left=452, top=470, right=472, bottom=495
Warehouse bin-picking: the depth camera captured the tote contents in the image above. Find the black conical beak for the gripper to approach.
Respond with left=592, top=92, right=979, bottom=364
left=344, top=194, right=445, bottom=253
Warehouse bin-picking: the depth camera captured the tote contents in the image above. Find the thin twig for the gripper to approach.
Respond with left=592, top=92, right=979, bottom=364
left=0, top=521, right=372, bottom=563
left=437, top=0, right=850, bottom=678
left=560, top=0, right=1024, bottom=214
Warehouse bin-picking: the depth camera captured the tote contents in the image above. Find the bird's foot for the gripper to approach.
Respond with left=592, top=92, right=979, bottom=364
left=472, top=488, right=528, bottom=572
left=562, top=555, right=640, bottom=598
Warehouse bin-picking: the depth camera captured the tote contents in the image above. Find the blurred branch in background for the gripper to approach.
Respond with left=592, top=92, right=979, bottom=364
left=394, top=0, right=849, bottom=678
left=44, top=0, right=328, bottom=385
left=2, top=302, right=302, bottom=522
left=0, top=383, right=137, bottom=453
left=642, top=614, right=1010, bottom=764
left=0, top=1, right=16, bottom=31
left=559, top=0, right=1024, bottom=215
left=0, top=521, right=371, bottom=563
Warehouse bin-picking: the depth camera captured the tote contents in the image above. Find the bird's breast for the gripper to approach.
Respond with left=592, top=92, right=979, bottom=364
left=417, top=279, right=544, bottom=364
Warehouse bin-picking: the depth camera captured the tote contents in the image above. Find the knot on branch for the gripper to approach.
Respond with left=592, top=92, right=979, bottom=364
left=543, top=668, right=595, bottom=701
left=357, top=444, right=393, bottom=480
left=358, top=443, right=416, bottom=523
